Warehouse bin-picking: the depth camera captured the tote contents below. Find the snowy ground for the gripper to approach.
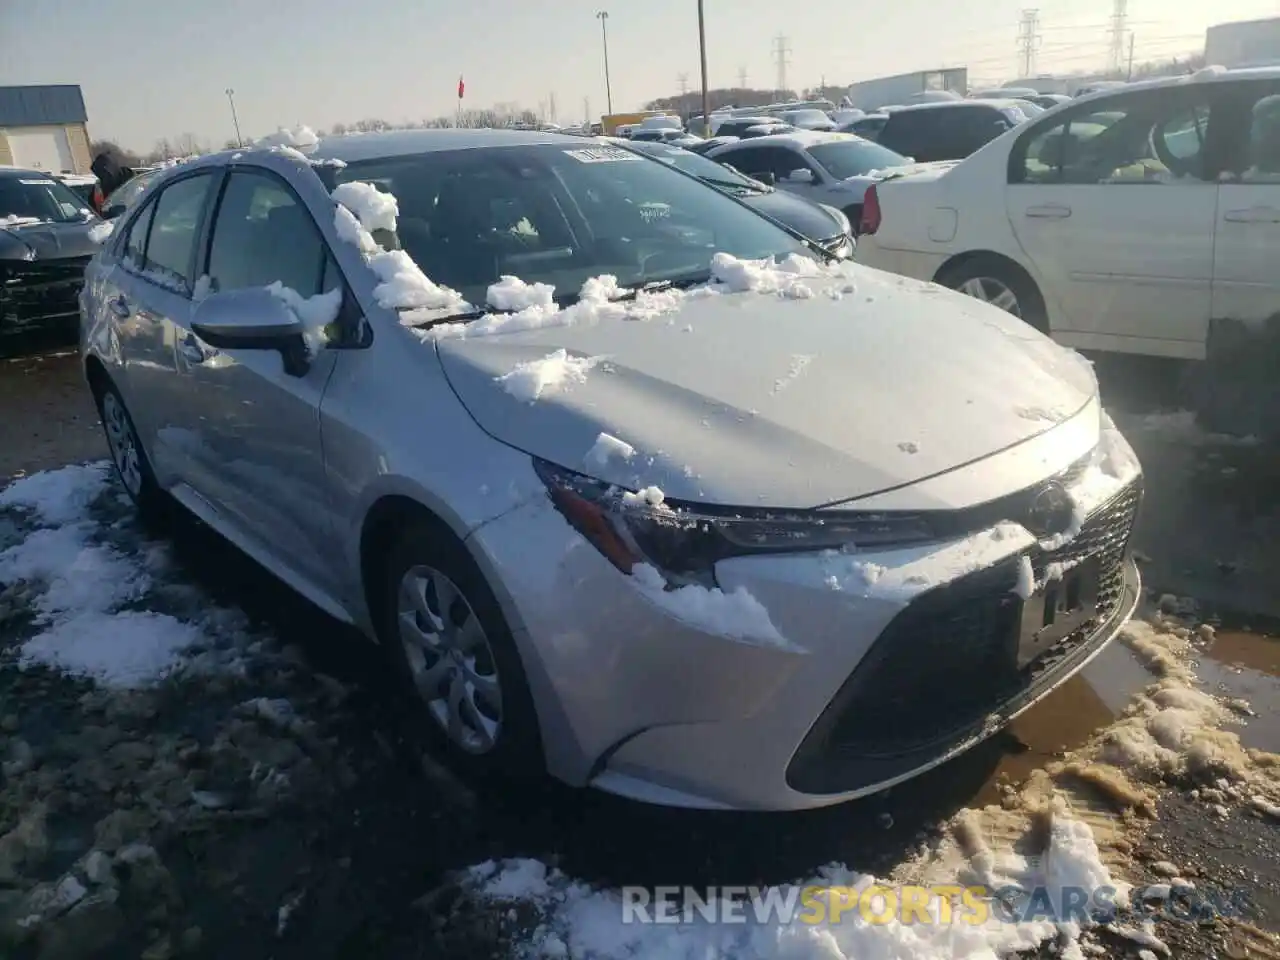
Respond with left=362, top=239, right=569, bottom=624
left=1, top=356, right=1279, bottom=959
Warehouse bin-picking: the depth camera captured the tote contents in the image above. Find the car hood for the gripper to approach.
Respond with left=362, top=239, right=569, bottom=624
left=740, top=190, right=844, bottom=240
left=434, top=271, right=1097, bottom=509
left=0, top=219, right=100, bottom=261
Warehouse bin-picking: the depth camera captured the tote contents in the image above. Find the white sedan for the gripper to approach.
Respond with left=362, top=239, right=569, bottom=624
left=706, top=130, right=924, bottom=224
left=855, top=66, right=1280, bottom=362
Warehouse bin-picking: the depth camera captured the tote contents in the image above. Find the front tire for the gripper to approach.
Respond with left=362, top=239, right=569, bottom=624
left=936, top=256, right=1048, bottom=333
left=376, top=519, right=545, bottom=782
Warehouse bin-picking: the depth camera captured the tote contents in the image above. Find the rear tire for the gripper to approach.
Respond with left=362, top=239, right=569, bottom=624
left=92, top=377, right=169, bottom=521
left=936, top=256, right=1049, bottom=334
left=375, top=518, right=545, bottom=783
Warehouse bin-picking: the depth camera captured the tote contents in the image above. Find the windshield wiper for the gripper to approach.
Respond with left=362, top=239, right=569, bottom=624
left=699, top=175, right=769, bottom=193
left=405, top=278, right=712, bottom=331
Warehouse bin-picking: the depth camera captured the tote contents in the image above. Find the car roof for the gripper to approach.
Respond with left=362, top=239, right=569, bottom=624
left=0, top=166, right=62, bottom=180
left=889, top=99, right=1022, bottom=114
left=1067, top=64, right=1280, bottom=105
left=716, top=130, right=860, bottom=150
left=306, top=127, right=584, bottom=164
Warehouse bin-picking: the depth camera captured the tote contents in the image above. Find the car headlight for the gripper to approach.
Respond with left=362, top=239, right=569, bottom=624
left=533, top=457, right=937, bottom=587
left=819, top=203, right=852, bottom=236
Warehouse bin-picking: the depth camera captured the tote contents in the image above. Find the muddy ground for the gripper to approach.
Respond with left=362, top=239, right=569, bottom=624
left=0, top=345, right=1277, bottom=959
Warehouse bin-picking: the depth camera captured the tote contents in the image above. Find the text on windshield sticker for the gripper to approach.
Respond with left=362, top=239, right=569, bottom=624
left=563, top=147, right=641, bottom=163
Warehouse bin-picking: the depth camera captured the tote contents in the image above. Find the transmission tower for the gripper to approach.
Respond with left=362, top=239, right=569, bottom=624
left=677, top=72, right=690, bottom=97
left=1016, top=9, right=1042, bottom=78
left=548, top=92, right=557, bottom=123
left=1108, top=0, right=1129, bottom=74
left=737, top=65, right=748, bottom=88
left=772, top=35, right=792, bottom=96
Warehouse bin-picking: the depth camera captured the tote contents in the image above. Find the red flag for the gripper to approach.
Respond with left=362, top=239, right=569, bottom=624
left=458, top=76, right=465, bottom=99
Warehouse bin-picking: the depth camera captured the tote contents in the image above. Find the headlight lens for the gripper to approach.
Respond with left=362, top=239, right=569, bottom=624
left=533, top=457, right=937, bottom=587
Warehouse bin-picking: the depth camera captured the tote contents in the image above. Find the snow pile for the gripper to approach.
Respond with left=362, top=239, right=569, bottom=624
left=496, top=349, right=605, bottom=402
left=254, top=125, right=320, bottom=152
left=87, top=220, right=114, bottom=244
left=331, top=181, right=398, bottom=235
left=464, top=799, right=1123, bottom=960
left=332, top=197, right=472, bottom=322
left=771, top=354, right=813, bottom=394
left=585, top=432, right=636, bottom=467
left=631, top=563, right=791, bottom=649
left=487, top=275, right=557, bottom=312
left=0, top=464, right=251, bottom=688
left=264, top=282, right=342, bottom=357
left=709, top=251, right=822, bottom=299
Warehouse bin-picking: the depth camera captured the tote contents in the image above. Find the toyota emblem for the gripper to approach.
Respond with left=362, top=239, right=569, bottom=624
left=1025, top=481, right=1075, bottom=538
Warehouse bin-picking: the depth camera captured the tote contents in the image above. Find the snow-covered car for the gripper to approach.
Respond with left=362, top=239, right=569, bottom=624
left=854, top=67, right=1280, bottom=363
left=57, top=173, right=99, bottom=207
left=1, top=167, right=105, bottom=344
left=617, top=137, right=854, bottom=257
left=706, top=130, right=936, bottom=226
left=775, top=109, right=837, bottom=132
left=838, top=113, right=890, bottom=140
left=80, top=128, right=1143, bottom=812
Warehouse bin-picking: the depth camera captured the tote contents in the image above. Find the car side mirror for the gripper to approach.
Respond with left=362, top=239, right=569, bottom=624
left=190, top=287, right=313, bottom=376
left=750, top=170, right=776, bottom=186
left=788, top=169, right=815, bottom=183
left=103, top=204, right=125, bottom=220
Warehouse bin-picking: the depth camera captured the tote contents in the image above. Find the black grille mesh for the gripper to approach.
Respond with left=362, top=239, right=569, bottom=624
left=795, top=477, right=1142, bottom=767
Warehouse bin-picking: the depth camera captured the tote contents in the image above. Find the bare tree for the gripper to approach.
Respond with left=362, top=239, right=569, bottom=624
left=173, top=132, right=206, bottom=157
left=88, top=139, right=142, bottom=166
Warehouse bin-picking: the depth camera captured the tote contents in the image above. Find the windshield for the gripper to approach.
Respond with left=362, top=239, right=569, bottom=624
left=0, top=175, right=93, bottom=224
left=326, top=143, right=810, bottom=309
left=104, top=172, right=156, bottom=213
left=807, top=140, right=910, bottom=179
left=625, top=141, right=759, bottom=188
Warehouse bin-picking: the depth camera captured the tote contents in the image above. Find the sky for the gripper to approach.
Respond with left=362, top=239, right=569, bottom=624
left=2, top=0, right=1276, bottom=152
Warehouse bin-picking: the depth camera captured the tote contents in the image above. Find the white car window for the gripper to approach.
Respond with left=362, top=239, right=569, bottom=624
left=1014, top=91, right=1210, bottom=185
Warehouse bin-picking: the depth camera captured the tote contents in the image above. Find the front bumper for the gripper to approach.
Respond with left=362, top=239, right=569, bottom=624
left=469, top=443, right=1143, bottom=812
left=0, top=256, right=91, bottom=339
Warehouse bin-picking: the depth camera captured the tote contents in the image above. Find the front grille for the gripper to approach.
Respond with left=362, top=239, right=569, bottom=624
left=0, top=256, right=91, bottom=334
left=786, top=477, right=1142, bottom=795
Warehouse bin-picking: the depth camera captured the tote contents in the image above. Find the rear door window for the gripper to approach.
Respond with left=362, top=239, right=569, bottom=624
left=140, top=173, right=217, bottom=294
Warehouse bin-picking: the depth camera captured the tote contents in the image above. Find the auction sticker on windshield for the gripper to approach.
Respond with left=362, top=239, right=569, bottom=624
left=563, top=147, right=641, bottom=163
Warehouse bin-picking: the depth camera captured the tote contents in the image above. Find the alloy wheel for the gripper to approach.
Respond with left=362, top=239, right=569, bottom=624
left=101, top=392, right=144, bottom=497
left=396, top=564, right=504, bottom=754
left=957, top=276, right=1022, bottom=317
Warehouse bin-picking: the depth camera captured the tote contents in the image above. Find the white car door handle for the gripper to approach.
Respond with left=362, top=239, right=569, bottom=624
left=1025, top=204, right=1072, bottom=219
left=1224, top=206, right=1280, bottom=223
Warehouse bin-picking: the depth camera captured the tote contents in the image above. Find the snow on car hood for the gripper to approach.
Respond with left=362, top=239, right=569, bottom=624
left=433, top=265, right=1097, bottom=509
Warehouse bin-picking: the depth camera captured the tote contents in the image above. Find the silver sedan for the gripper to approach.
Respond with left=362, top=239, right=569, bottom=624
left=79, top=129, right=1142, bottom=811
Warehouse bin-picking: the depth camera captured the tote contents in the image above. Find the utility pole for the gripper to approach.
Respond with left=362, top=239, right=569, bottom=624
left=583, top=96, right=591, bottom=125
left=737, top=65, right=748, bottom=89
left=1108, top=0, right=1129, bottom=75
left=225, top=88, right=242, bottom=146
left=1016, top=10, right=1041, bottom=78
left=1126, top=31, right=1136, bottom=80
left=596, top=11, right=613, bottom=115
left=772, top=34, right=791, bottom=98
left=697, top=0, right=711, bottom=137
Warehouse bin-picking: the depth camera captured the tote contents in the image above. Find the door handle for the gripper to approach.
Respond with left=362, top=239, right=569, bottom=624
left=1224, top=206, right=1280, bottom=223
left=180, top=333, right=207, bottom=365
left=1025, top=204, right=1072, bottom=219
left=107, top=295, right=131, bottom=318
